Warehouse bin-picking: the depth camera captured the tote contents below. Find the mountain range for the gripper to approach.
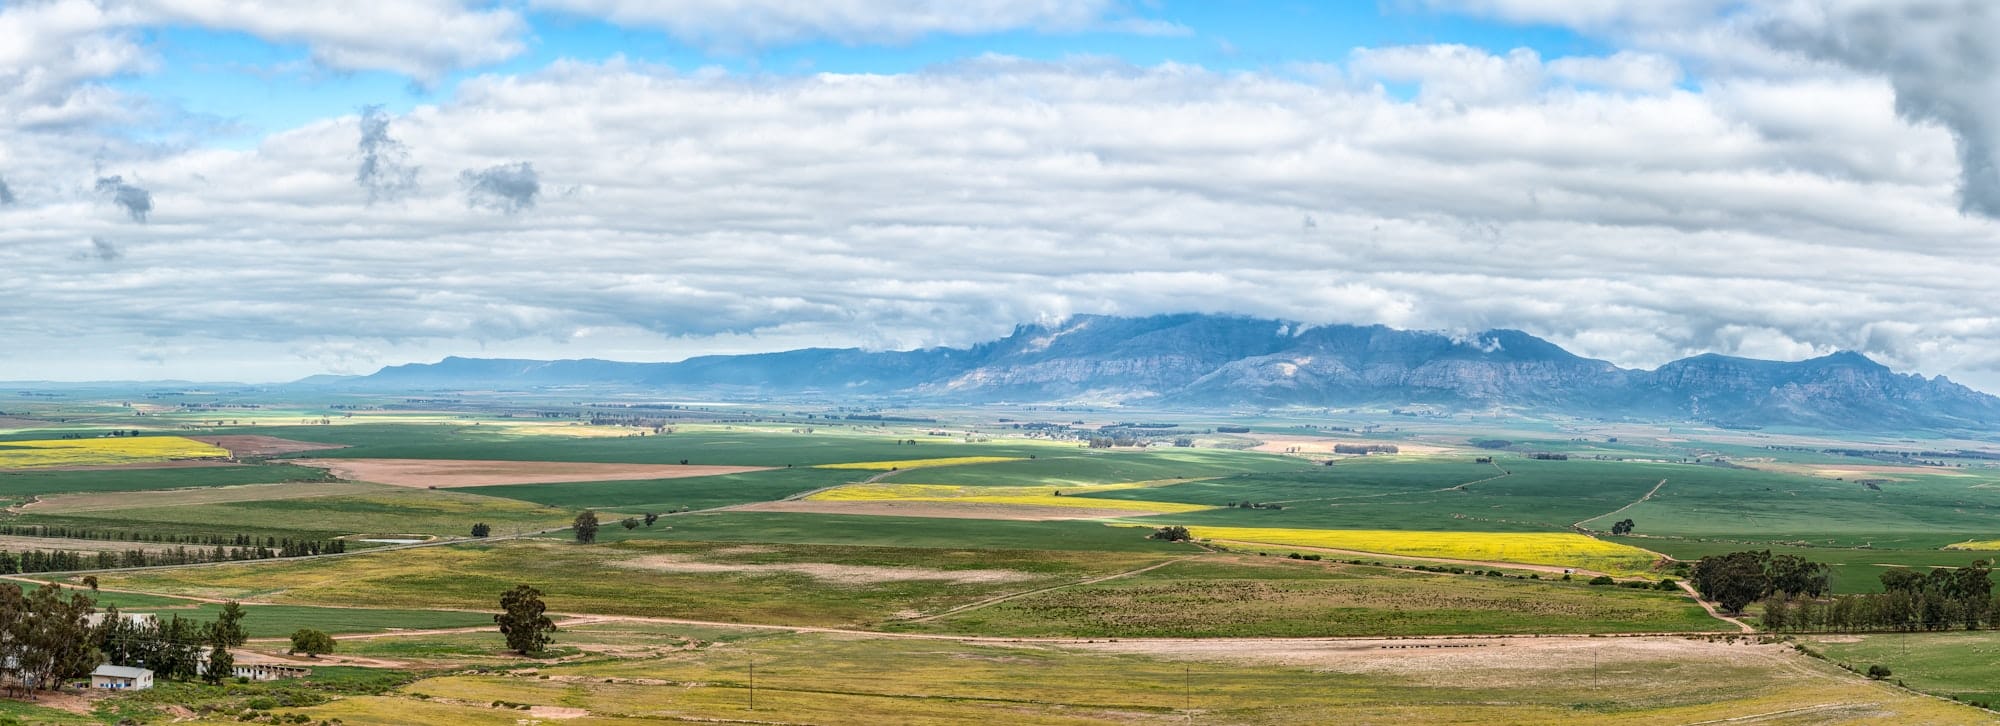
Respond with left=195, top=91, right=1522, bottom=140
left=315, top=314, right=2000, bottom=430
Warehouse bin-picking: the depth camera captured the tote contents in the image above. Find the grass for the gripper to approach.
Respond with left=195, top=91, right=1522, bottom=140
left=0, top=463, right=328, bottom=504
left=807, top=482, right=1213, bottom=514
left=1177, top=526, right=1663, bottom=575
left=12, top=488, right=572, bottom=541
left=598, top=511, right=1195, bottom=551
left=0, top=436, right=229, bottom=469
left=234, top=622, right=1986, bottom=725
left=1801, top=631, right=2000, bottom=706
left=905, top=448, right=1319, bottom=487
left=95, top=539, right=1174, bottom=627
left=817, top=456, right=1025, bottom=470
left=457, top=467, right=860, bottom=511
left=893, top=556, right=1725, bottom=637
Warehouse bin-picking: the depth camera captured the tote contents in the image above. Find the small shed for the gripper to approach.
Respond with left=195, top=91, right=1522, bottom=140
left=90, top=664, right=153, bottom=691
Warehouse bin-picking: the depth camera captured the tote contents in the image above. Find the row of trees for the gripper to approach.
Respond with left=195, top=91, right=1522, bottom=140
left=1765, top=562, right=1995, bottom=632
left=0, top=526, right=344, bottom=553
left=97, top=602, right=246, bottom=684
left=1690, top=550, right=2000, bottom=633
left=569, top=511, right=666, bottom=544
left=0, top=542, right=340, bottom=574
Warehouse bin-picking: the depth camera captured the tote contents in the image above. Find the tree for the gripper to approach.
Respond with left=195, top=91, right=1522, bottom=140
left=471, top=522, right=492, bottom=538
left=643, top=513, right=660, bottom=527
left=1867, top=664, right=1893, bottom=680
left=211, top=601, right=248, bottom=648
left=202, top=633, right=233, bottom=685
left=1149, top=525, right=1193, bottom=542
left=1609, top=519, right=1636, bottom=535
left=289, top=628, right=335, bottom=658
left=495, top=584, right=557, bottom=656
left=621, top=517, right=640, bottom=530
left=573, top=511, right=600, bottom=544
left=1691, top=551, right=1771, bottom=614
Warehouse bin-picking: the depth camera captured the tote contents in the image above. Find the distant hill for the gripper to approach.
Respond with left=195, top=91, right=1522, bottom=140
left=312, top=313, right=2000, bottom=430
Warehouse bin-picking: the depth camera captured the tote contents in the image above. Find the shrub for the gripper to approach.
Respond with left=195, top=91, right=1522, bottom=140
left=1588, top=575, right=1616, bottom=586
left=1867, top=664, right=1893, bottom=680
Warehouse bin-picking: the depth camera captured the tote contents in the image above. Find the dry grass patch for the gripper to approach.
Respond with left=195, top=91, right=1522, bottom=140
left=611, top=553, right=1038, bottom=585
left=23, top=481, right=390, bottom=514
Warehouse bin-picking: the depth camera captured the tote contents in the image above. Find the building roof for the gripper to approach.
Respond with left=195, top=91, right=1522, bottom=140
left=91, top=664, right=151, bottom=679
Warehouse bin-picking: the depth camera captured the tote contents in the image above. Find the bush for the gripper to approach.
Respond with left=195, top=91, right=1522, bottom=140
left=1588, top=575, right=1616, bottom=586
left=1867, top=664, right=1893, bottom=680
left=1149, top=525, right=1193, bottom=542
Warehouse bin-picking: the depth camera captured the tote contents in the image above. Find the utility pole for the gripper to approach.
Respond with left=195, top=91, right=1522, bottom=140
left=748, top=656, right=756, bottom=711
left=1184, top=665, right=1192, bottom=722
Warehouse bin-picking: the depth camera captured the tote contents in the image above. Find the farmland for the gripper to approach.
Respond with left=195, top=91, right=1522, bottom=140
left=0, top=399, right=1986, bottom=722
left=0, top=436, right=230, bottom=469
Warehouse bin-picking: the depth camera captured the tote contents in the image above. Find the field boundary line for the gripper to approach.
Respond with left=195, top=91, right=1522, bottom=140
left=896, top=554, right=1203, bottom=624
left=1573, top=478, right=1668, bottom=530
left=1676, top=701, right=1867, bottom=725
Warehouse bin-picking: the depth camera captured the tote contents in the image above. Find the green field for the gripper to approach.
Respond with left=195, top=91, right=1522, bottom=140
left=598, top=511, right=1195, bottom=551
left=1802, top=631, right=2000, bottom=707
left=0, top=462, right=327, bottom=503
left=12, top=488, right=573, bottom=541
left=459, top=467, right=860, bottom=511
left=892, top=556, right=1724, bottom=637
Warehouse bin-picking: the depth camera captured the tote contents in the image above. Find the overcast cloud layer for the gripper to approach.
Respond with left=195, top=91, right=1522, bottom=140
left=3, top=1, right=2000, bottom=390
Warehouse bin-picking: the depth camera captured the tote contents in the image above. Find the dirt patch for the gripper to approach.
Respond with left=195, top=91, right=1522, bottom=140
left=529, top=706, right=591, bottom=720
left=0, top=417, right=53, bottom=431
left=190, top=435, right=348, bottom=458
left=1077, top=636, right=1787, bottom=687
left=731, top=499, right=1144, bottom=521
left=293, top=458, right=772, bottom=488
left=612, top=554, right=1037, bottom=585
left=0, top=534, right=215, bottom=553
left=25, top=481, right=387, bottom=514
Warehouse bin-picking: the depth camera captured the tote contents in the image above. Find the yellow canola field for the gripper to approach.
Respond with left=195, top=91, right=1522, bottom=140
left=0, top=436, right=231, bottom=469
left=1945, top=540, right=2000, bottom=551
left=1183, top=526, right=1661, bottom=576
left=809, top=482, right=1210, bottom=515
left=817, top=456, right=1023, bottom=471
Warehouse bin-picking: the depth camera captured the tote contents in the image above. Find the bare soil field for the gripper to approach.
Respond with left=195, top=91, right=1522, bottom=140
left=190, top=435, right=348, bottom=458
left=612, top=554, right=1038, bottom=585
left=1077, top=635, right=1785, bottom=684
left=24, top=481, right=390, bottom=514
left=732, top=499, right=1144, bottom=521
left=293, top=458, right=772, bottom=488
left=0, top=534, right=205, bottom=553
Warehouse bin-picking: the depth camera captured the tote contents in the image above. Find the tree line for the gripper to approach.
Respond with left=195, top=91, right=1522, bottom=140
left=0, top=541, right=344, bottom=574
left=1690, top=550, right=1999, bottom=632
left=96, top=601, right=247, bottom=684
left=0, top=526, right=345, bottom=553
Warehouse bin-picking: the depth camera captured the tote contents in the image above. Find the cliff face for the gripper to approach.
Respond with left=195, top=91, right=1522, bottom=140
left=325, top=313, right=2000, bottom=431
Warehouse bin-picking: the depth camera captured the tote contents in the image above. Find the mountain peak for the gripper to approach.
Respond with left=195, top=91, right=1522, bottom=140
left=326, top=313, right=2000, bottom=431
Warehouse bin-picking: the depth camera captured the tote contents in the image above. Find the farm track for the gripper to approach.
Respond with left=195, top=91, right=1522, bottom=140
left=1573, top=478, right=1669, bottom=531
left=896, top=555, right=1203, bottom=624
left=1677, top=580, right=1756, bottom=633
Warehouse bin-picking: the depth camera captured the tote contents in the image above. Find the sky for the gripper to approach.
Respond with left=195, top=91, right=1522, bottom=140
left=4, top=1, right=2000, bottom=389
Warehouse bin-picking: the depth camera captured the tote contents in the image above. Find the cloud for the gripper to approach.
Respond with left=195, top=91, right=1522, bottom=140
left=531, top=0, right=1174, bottom=49
left=356, top=105, right=419, bottom=204
left=88, top=237, right=121, bottom=262
left=1758, top=0, right=2000, bottom=218
left=93, top=175, right=152, bottom=221
left=0, top=176, right=13, bottom=205
left=0, top=57, right=1995, bottom=391
left=459, top=161, right=539, bottom=214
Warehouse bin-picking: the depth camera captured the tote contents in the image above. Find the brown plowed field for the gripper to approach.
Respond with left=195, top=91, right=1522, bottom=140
left=189, top=435, right=348, bottom=457
left=293, top=458, right=771, bottom=488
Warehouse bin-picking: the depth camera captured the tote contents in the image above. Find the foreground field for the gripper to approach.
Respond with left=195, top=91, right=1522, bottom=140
left=158, top=623, right=1991, bottom=725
